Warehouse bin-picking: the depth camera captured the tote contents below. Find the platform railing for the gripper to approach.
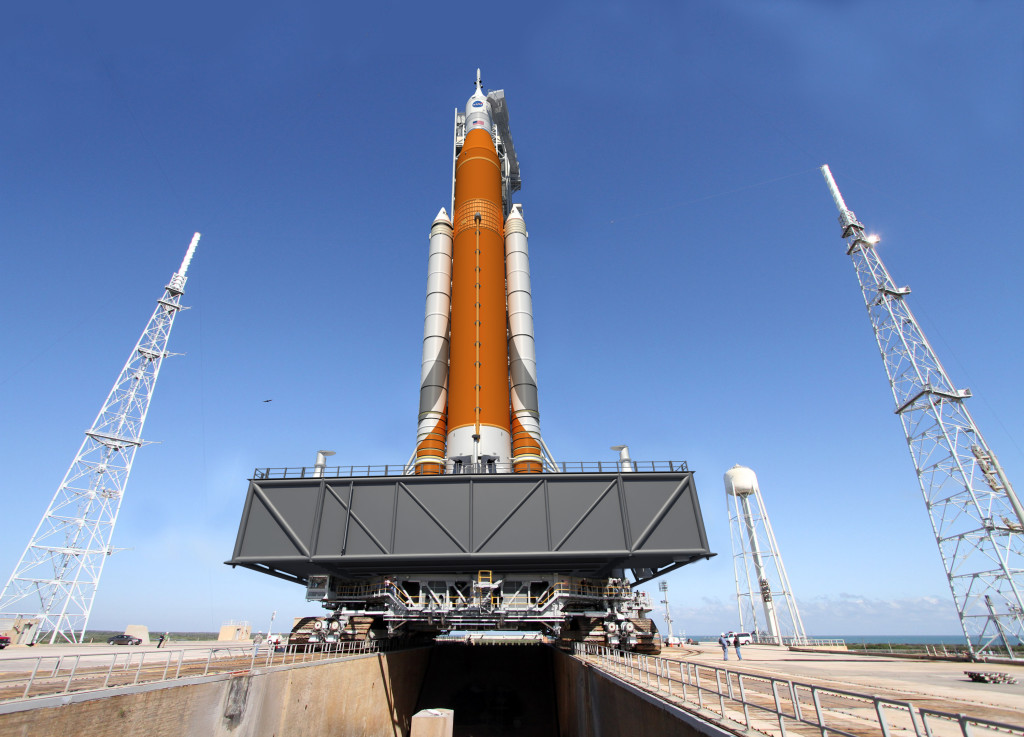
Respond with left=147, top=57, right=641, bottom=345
left=0, top=639, right=401, bottom=704
left=793, top=638, right=847, bottom=647
left=750, top=634, right=848, bottom=648
left=252, top=460, right=689, bottom=479
left=574, top=643, right=1024, bottom=737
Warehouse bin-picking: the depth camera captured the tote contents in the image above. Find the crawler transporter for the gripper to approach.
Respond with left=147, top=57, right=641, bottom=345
left=228, top=463, right=713, bottom=653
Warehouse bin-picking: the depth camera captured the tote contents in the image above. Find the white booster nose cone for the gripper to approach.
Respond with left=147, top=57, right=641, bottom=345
left=465, top=68, right=493, bottom=136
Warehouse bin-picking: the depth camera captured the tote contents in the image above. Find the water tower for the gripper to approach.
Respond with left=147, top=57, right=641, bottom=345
left=724, top=465, right=807, bottom=645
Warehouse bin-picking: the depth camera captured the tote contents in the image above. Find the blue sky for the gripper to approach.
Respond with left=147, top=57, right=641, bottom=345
left=1, top=1, right=1021, bottom=637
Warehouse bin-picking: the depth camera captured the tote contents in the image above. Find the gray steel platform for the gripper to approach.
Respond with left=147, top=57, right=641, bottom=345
left=227, top=470, right=713, bottom=585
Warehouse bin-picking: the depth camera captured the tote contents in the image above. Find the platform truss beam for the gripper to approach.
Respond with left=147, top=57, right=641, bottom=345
left=0, top=234, right=200, bottom=644
left=821, top=167, right=1023, bottom=659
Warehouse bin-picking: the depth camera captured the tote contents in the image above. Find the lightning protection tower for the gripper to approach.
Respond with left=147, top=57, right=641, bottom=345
left=0, top=233, right=201, bottom=644
left=725, top=465, right=808, bottom=646
left=821, top=166, right=1024, bottom=660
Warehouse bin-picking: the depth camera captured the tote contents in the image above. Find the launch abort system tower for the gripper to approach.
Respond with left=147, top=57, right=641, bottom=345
left=228, top=74, right=713, bottom=652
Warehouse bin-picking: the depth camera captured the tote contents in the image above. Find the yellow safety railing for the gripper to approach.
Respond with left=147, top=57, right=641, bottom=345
left=477, top=570, right=500, bottom=606
left=533, top=578, right=632, bottom=609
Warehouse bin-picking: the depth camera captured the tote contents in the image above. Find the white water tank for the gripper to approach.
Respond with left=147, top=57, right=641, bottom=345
left=724, top=464, right=758, bottom=497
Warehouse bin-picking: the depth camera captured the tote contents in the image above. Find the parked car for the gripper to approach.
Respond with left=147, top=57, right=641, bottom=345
left=107, top=634, right=142, bottom=646
left=726, top=631, right=753, bottom=645
left=0, top=635, right=10, bottom=649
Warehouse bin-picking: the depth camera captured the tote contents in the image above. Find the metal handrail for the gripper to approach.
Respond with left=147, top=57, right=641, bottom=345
left=751, top=634, right=848, bottom=647
left=574, top=643, right=1024, bottom=737
left=0, top=639, right=401, bottom=704
left=253, top=460, right=689, bottom=479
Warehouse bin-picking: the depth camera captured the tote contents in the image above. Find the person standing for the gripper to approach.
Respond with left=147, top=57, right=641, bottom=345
left=718, top=633, right=730, bottom=660
left=733, top=634, right=743, bottom=660
left=157, top=633, right=165, bottom=648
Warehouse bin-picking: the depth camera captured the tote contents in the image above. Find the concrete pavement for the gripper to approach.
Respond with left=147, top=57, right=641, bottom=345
left=659, top=643, right=1024, bottom=723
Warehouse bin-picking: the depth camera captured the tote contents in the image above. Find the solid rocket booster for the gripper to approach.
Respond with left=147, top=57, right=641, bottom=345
left=414, top=73, right=544, bottom=474
left=505, top=205, right=543, bottom=472
left=414, top=209, right=454, bottom=475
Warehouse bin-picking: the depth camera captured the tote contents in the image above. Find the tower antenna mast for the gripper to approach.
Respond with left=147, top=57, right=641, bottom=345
left=658, top=580, right=674, bottom=641
left=0, top=233, right=201, bottom=644
left=822, top=165, right=1024, bottom=660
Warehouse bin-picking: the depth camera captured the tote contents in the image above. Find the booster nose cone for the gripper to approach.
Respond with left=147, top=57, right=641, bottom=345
left=465, top=68, right=493, bottom=137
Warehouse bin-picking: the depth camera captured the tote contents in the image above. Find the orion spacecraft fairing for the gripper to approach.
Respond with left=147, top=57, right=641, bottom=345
left=415, top=70, right=545, bottom=475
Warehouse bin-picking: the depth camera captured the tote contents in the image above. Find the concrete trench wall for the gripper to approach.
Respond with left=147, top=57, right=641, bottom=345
left=0, top=648, right=431, bottom=737
left=0, top=646, right=727, bottom=737
left=552, top=650, right=730, bottom=737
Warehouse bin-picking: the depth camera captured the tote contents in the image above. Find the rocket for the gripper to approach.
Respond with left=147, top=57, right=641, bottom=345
left=415, top=71, right=545, bottom=475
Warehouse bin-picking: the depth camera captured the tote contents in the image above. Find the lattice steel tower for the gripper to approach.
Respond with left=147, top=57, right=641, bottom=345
left=0, top=233, right=201, bottom=644
left=822, top=166, right=1024, bottom=660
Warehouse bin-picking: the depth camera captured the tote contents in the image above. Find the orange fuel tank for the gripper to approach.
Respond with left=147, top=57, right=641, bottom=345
left=445, top=127, right=512, bottom=467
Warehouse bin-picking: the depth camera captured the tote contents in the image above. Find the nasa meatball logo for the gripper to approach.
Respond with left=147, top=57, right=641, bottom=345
left=472, top=101, right=483, bottom=108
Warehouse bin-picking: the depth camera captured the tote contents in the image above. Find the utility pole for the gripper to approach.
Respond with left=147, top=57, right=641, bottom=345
left=822, top=164, right=1024, bottom=660
left=0, top=234, right=201, bottom=644
left=659, top=581, right=674, bottom=641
